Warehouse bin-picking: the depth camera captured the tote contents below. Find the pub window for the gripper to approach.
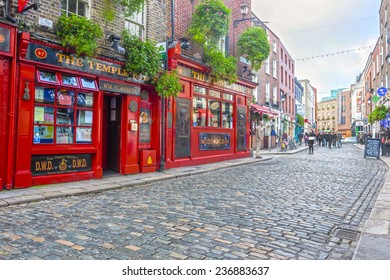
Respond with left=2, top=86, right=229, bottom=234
left=61, top=74, right=78, bottom=87
left=37, top=70, right=59, bottom=84
left=222, top=102, right=233, bottom=128
left=80, top=77, right=97, bottom=89
left=208, top=100, right=221, bottom=127
left=223, top=93, right=233, bottom=101
left=193, top=97, right=207, bottom=127
left=194, top=86, right=206, bottom=95
left=33, top=72, right=95, bottom=145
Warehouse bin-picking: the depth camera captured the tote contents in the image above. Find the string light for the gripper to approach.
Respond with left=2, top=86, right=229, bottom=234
left=295, top=45, right=374, bottom=61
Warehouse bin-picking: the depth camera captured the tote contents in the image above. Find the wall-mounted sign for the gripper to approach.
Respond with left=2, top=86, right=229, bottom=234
left=99, top=80, right=140, bottom=96
left=377, top=87, right=387, bottom=97
left=31, top=154, right=92, bottom=176
left=0, top=26, right=11, bottom=53
left=25, top=43, right=130, bottom=81
left=200, top=133, right=230, bottom=150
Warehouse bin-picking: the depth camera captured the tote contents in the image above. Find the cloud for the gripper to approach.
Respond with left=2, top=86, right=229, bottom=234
left=251, top=0, right=381, bottom=97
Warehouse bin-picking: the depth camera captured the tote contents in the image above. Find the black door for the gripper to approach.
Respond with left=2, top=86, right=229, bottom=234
left=105, top=95, right=121, bottom=172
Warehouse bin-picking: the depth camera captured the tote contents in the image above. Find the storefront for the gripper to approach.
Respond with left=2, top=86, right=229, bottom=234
left=164, top=51, right=256, bottom=168
left=0, top=22, right=17, bottom=190
left=13, top=33, right=160, bottom=189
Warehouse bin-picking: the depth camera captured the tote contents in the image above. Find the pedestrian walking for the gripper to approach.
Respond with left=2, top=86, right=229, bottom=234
left=308, top=131, right=316, bottom=154
left=255, top=121, right=265, bottom=158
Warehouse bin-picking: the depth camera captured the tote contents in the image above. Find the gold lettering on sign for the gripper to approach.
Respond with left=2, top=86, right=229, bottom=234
left=35, top=161, right=53, bottom=171
left=56, top=53, right=84, bottom=67
left=192, top=71, right=207, bottom=82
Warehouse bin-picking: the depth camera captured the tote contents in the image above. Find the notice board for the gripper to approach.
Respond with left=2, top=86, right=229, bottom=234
left=364, top=138, right=380, bottom=159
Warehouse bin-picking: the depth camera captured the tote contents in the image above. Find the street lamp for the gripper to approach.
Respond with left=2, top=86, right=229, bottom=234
left=233, top=3, right=255, bottom=27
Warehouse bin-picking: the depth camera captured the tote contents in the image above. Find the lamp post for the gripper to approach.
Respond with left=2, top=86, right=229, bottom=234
left=233, top=3, right=255, bottom=28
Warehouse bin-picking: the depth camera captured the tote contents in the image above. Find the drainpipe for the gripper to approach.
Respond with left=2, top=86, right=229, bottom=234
left=5, top=26, right=18, bottom=189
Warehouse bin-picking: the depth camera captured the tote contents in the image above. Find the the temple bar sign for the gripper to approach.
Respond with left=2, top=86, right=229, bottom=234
left=99, top=80, right=140, bottom=96
left=25, top=43, right=130, bottom=81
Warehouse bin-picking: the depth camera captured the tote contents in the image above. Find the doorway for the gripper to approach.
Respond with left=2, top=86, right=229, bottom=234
left=103, top=95, right=121, bottom=173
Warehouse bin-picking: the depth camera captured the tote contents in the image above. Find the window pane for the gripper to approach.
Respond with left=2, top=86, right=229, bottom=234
left=192, top=97, right=206, bottom=127
left=34, top=125, right=54, bottom=144
left=57, top=108, right=74, bottom=125
left=210, top=90, right=221, bottom=98
left=222, top=103, right=233, bottom=128
left=208, top=100, right=221, bottom=127
left=62, top=74, right=78, bottom=86
left=68, top=0, right=77, bottom=14
left=80, top=78, right=96, bottom=89
left=78, top=0, right=87, bottom=16
left=35, top=87, right=56, bottom=104
left=76, top=127, right=92, bottom=143
left=77, top=92, right=93, bottom=107
left=38, top=71, right=57, bottom=83
left=194, top=86, right=206, bottom=95
left=223, top=93, right=233, bottom=101
left=57, top=89, right=74, bottom=106
left=34, top=106, right=54, bottom=124
left=77, top=110, right=93, bottom=126
left=56, top=126, right=74, bottom=144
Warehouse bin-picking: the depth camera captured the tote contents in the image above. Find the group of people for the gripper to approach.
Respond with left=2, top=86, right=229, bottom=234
left=297, top=131, right=343, bottom=154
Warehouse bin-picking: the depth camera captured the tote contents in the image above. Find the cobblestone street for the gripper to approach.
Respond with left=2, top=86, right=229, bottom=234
left=0, top=145, right=387, bottom=260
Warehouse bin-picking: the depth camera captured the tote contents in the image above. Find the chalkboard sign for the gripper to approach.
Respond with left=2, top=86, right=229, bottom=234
left=364, top=138, right=381, bottom=159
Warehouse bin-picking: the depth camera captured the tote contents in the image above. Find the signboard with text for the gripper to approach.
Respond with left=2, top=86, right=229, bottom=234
left=364, top=138, right=380, bottom=159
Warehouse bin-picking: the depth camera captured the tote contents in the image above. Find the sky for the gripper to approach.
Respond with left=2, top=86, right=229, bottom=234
left=251, top=0, right=381, bottom=99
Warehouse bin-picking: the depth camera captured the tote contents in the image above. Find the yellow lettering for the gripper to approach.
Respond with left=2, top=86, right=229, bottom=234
left=56, top=53, right=66, bottom=63
left=95, top=63, right=103, bottom=71
left=76, top=58, right=84, bottom=67
left=36, top=162, right=41, bottom=171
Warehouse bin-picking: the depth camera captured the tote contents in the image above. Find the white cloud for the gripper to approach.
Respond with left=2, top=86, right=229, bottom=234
left=251, top=0, right=381, bottom=98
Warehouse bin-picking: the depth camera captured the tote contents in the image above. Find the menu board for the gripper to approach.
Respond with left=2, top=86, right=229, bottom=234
left=364, top=138, right=380, bottom=159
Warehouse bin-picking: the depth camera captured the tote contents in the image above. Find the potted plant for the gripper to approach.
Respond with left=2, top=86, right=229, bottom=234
left=56, top=14, right=103, bottom=56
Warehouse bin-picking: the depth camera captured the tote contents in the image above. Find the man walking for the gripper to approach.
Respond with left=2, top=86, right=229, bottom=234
left=255, top=121, right=265, bottom=158
left=308, top=131, right=316, bottom=154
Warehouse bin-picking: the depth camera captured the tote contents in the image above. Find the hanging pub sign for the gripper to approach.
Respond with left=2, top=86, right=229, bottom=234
left=31, top=154, right=92, bottom=176
left=25, top=43, right=130, bottom=81
left=0, top=26, right=11, bottom=53
left=364, top=138, right=380, bottom=159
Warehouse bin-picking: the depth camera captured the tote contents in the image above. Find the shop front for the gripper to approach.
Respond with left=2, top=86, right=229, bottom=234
left=164, top=54, right=256, bottom=169
left=0, top=22, right=16, bottom=190
left=13, top=33, right=159, bottom=189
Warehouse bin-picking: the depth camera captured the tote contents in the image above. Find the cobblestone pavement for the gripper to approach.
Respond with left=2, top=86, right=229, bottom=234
left=0, top=145, right=387, bottom=260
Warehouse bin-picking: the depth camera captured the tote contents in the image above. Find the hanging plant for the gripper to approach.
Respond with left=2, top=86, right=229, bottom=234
left=296, top=113, right=304, bottom=127
left=155, top=71, right=183, bottom=98
left=101, top=0, right=144, bottom=21
left=189, top=0, right=231, bottom=45
left=368, top=104, right=388, bottom=124
left=56, top=14, right=103, bottom=56
left=237, top=27, right=270, bottom=71
left=121, top=29, right=161, bottom=81
left=203, top=46, right=237, bottom=84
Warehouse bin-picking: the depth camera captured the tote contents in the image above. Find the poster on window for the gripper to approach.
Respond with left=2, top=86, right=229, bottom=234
left=175, top=98, right=191, bottom=158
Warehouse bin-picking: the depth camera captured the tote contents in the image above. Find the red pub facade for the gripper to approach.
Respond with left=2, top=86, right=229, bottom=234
left=0, top=0, right=256, bottom=190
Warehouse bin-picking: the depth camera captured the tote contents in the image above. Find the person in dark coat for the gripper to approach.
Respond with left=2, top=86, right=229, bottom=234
left=308, top=131, right=316, bottom=154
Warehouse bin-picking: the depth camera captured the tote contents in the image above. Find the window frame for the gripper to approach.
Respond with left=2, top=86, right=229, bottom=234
left=192, top=85, right=234, bottom=129
left=33, top=70, right=97, bottom=145
left=60, top=0, right=91, bottom=18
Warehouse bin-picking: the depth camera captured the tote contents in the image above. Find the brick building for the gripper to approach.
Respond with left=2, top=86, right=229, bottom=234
left=0, top=0, right=257, bottom=189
